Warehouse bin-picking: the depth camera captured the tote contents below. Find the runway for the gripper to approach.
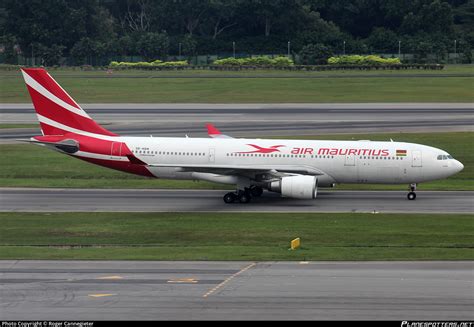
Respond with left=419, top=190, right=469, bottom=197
left=1, top=188, right=473, bottom=213
left=1, top=103, right=473, bottom=142
left=0, top=260, right=472, bottom=320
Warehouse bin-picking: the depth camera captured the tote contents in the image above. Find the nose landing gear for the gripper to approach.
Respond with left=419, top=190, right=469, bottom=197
left=407, top=183, right=417, bottom=200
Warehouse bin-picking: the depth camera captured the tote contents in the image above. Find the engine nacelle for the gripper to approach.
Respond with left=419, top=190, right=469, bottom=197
left=268, top=175, right=318, bottom=199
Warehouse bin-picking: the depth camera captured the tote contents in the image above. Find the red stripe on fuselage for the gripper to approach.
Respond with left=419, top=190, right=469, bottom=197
left=33, top=134, right=153, bottom=177
left=76, top=156, right=155, bottom=177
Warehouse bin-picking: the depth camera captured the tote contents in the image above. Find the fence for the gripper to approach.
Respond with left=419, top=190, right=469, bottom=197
left=0, top=52, right=468, bottom=67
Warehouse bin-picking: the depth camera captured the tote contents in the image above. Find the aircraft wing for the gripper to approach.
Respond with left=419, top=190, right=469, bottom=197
left=206, top=123, right=234, bottom=139
left=147, top=163, right=325, bottom=181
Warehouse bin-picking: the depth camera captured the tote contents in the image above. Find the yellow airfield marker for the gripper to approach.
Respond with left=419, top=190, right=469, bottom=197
left=88, top=293, right=116, bottom=298
left=290, top=237, right=301, bottom=250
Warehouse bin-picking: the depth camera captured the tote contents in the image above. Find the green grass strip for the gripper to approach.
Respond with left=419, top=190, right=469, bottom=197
left=1, top=67, right=473, bottom=103
left=0, top=212, right=472, bottom=260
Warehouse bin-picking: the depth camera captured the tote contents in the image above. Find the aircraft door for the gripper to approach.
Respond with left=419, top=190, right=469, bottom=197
left=209, top=148, right=215, bottom=163
left=111, top=142, right=122, bottom=159
left=344, top=154, right=355, bottom=166
left=412, top=151, right=422, bottom=167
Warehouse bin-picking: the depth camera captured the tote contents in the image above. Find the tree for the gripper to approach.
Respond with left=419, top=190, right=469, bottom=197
left=299, top=43, right=333, bottom=64
left=293, top=9, right=345, bottom=51
left=70, top=37, right=109, bottom=65
left=413, top=41, right=433, bottom=63
left=366, top=27, right=399, bottom=53
left=136, top=32, right=169, bottom=60
left=206, top=0, right=240, bottom=40
left=36, top=44, right=66, bottom=66
left=116, top=35, right=135, bottom=56
left=0, top=34, right=18, bottom=64
left=123, top=0, right=151, bottom=32
left=2, top=0, right=117, bottom=59
left=249, top=0, right=302, bottom=37
left=162, top=0, right=209, bottom=36
left=1, top=0, right=471, bottom=64
left=180, top=35, right=197, bottom=56
left=401, top=0, right=454, bottom=34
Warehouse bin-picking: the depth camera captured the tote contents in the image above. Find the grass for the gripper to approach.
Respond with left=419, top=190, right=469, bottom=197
left=0, top=212, right=472, bottom=260
left=0, top=132, right=472, bottom=190
left=1, top=66, right=473, bottom=103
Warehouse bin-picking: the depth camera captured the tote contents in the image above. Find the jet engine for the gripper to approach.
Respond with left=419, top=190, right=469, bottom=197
left=268, top=175, right=318, bottom=199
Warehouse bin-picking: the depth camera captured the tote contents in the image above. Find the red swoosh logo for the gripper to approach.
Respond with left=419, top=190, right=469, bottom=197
left=236, top=144, right=285, bottom=154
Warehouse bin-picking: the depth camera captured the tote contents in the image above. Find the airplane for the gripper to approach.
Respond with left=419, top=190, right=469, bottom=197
left=19, top=68, right=464, bottom=203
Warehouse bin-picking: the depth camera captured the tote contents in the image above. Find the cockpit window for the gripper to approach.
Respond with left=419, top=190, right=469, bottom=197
left=437, top=154, right=454, bottom=160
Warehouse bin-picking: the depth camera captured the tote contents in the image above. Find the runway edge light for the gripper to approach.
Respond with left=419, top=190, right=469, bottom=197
left=290, top=238, right=300, bottom=250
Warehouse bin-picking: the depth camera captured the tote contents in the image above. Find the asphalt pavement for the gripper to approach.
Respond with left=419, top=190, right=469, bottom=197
left=1, top=103, right=472, bottom=142
left=0, top=260, right=472, bottom=320
left=1, top=188, right=473, bottom=213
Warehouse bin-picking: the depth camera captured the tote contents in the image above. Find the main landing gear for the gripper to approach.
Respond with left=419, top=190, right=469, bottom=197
left=407, top=183, right=417, bottom=200
left=223, top=186, right=263, bottom=204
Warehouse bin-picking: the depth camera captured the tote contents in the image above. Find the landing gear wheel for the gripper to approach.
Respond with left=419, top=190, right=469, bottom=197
left=238, top=193, right=251, bottom=204
left=223, top=192, right=237, bottom=204
left=249, top=186, right=263, bottom=197
left=407, top=192, right=416, bottom=200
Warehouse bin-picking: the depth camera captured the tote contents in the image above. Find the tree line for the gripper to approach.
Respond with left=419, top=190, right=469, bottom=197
left=1, top=0, right=473, bottom=65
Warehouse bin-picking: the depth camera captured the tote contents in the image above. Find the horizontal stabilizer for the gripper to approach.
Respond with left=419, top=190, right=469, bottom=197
left=17, top=138, right=79, bottom=154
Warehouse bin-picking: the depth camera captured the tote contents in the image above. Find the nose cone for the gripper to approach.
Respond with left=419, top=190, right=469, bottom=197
left=453, top=160, right=464, bottom=173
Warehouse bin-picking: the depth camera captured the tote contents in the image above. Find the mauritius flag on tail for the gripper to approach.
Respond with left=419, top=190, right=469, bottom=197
left=396, top=149, right=407, bottom=157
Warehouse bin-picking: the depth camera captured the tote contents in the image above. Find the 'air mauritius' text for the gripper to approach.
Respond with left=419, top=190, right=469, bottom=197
left=290, top=147, right=390, bottom=156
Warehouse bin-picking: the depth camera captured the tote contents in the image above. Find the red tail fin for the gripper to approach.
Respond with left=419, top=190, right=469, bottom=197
left=21, top=68, right=116, bottom=137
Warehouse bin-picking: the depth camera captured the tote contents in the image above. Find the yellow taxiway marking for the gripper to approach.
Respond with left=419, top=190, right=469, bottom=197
left=96, top=275, right=123, bottom=280
left=88, top=293, right=117, bottom=298
left=203, top=262, right=256, bottom=298
left=167, top=278, right=198, bottom=284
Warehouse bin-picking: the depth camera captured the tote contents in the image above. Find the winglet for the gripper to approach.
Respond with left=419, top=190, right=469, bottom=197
left=206, top=123, right=233, bottom=139
left=206, top=123, right=222, bottom=137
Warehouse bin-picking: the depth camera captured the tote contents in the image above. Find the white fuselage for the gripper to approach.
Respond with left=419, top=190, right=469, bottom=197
left=109, top=136, right=463, bottom=186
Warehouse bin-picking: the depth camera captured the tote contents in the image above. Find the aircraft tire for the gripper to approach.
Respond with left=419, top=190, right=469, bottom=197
left=407, top=192, right=416, bottom=200
left=223, top=192, right=237, bottom=204
left=238, top=193, right=251, bottom=204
